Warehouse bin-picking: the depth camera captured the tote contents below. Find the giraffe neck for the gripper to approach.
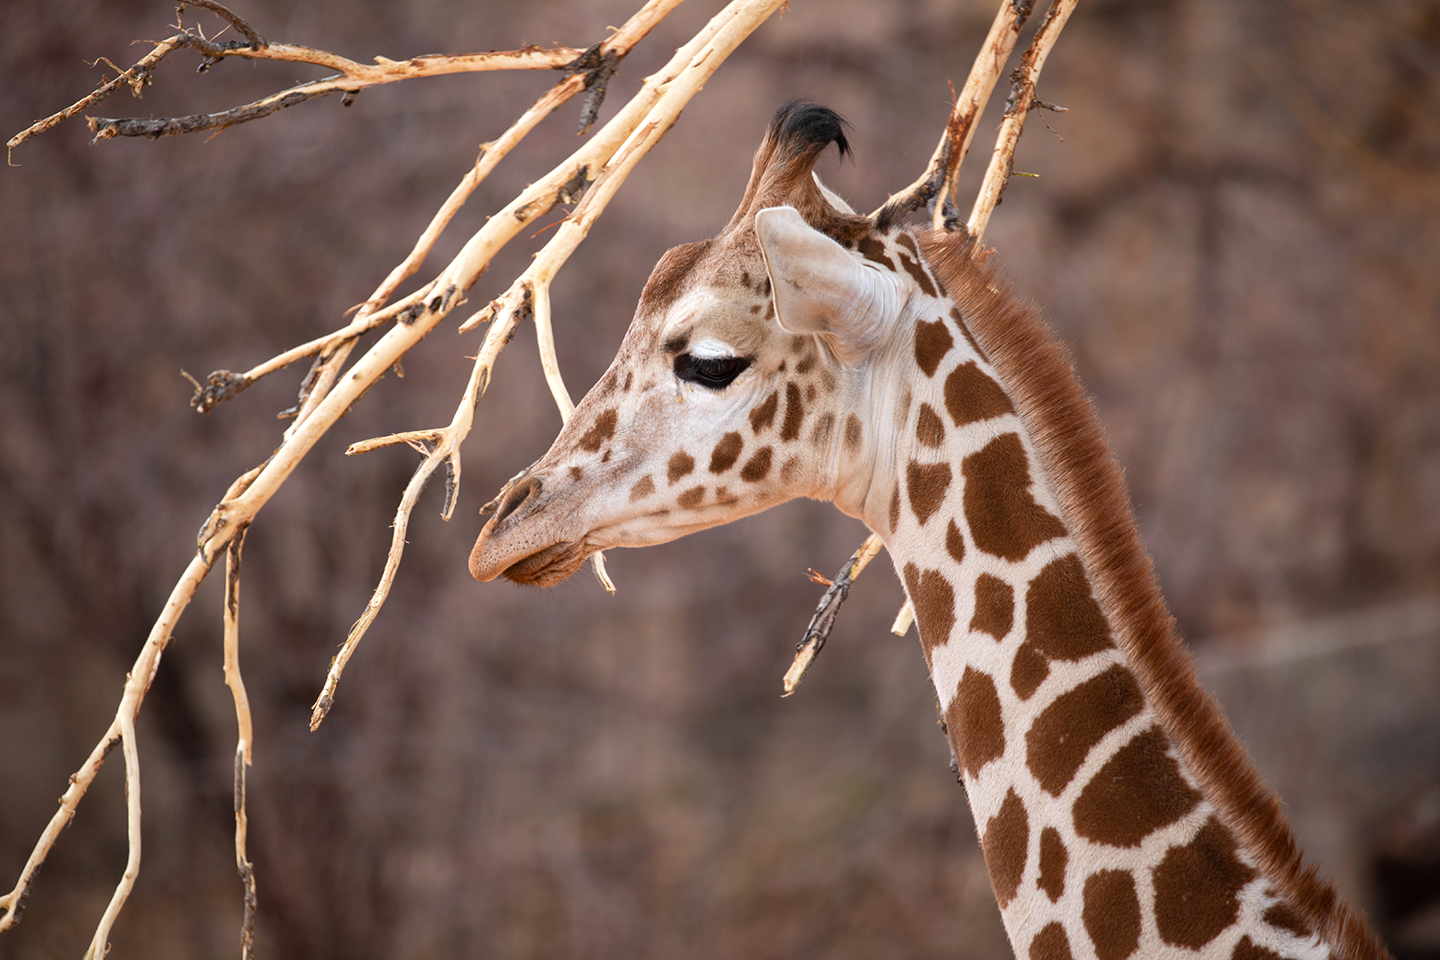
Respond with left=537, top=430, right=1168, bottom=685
left=861, top=231, right=1389, bottom=960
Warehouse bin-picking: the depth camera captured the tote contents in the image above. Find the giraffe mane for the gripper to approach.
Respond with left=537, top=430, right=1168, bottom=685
left=917, top=231, right=1393, bottom=960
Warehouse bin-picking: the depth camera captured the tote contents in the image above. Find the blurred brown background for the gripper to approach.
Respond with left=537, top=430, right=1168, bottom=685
left=2, top=0, right=1439, bottom=957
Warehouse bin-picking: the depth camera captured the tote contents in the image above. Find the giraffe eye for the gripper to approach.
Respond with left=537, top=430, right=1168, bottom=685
left=674, top=353, right=752, bottom=389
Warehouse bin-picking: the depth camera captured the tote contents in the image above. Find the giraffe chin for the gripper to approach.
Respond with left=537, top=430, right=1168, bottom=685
left=496, top=540, right=588, bottom=587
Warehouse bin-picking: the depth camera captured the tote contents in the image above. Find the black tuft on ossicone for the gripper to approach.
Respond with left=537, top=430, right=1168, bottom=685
left=725, top=99, right=869, bottom=238
left=767, top=99, right=852, bottom=163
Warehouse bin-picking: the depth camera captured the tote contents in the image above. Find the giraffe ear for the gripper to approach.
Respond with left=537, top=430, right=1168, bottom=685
left=755, top=206, right=904, bottom=365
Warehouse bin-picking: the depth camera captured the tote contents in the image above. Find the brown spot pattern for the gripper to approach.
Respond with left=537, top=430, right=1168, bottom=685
left=780, top=456, right=802, bottom=484
left=810, top=412, right=834, bottom=446
left=1025, top=665, right=1145, bottom=796
left=1073, top=727, right=1202, bottom=847
left=970, top=574, right=1014, bottom=640
left=820, top=369, right=836, bottom=392
left=781, top=382, right=805, bottom=441
left=944, top=361, right=1015, bottom=426
left=892, top=247, right=938, bottom=296
left=628, top=475, right=655, bottom=501
left=1030, top=923, right=1074, bottom=960
left=1153, top=817, right=1258, bottom=949
left=914, top=319, right=954, bottom=378
left=843, top=414, right=862, bottom=452
left=902, top=563, right=956, bottom=650
left=796, top=352, right=817, bottom=374
left=750, top=391, right=779, bottom=433
left=889, top=483, right=901, bottom=532
left=569, top=466, right=583, bottom=482
left=1038, top=827, right=1067, bottom=902
left=945, top=667, right=1005, bottom=776
left=981, top=788, right=1029, bottom=909
left=915, top=402, right=946, bottom=447
left=906, top=460, right=952, bottom=526
left=961, top=434, right=1067, bottom=561
left=1233, top=937, right=1285, bottom=960
left=1083, top=870, right=1142, bottom=960
left=945, top=519, right=965, bottom=564
left=1011, top=644, right=1050, bottom=701
left=709, top=432, right=743, bottom=473
left=676, top=486, right=705, bottom=509
left=740, top=447, right=773, bottom=482
left=623, top=370, right=633, bottom=391
left=1011, top=554, right=1115, bottom=698
left=857, top=235, right=894, bottom=270
left=578, top=408, right=618, bottom=452
left=1263, top=902, right=1312, bottom=939
left=667, top=451, right=694, bottom=484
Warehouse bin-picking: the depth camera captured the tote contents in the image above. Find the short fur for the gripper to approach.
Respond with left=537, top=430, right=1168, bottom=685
left=917, top=232, right=1392, bottom=960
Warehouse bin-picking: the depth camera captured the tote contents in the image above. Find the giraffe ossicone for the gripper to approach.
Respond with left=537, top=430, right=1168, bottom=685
left=469, top=101, right=1390, bottom=960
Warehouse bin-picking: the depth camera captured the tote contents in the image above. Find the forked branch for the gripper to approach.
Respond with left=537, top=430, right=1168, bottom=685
left=0, top=0, right=791, bottom=952
left=7, top=0, right=671, bottom=154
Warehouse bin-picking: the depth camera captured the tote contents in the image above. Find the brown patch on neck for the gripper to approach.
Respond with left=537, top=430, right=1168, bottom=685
left=1152, top=816, right=1257, bottom=948
left=914, top=319, right=954, bottom=377
left=905, top=460, right=951, bottom=526
left=961, top=434, right=1067, bottom=561
left=917, top=230, right=1392, bottom=960
left=902, top=562, right=956, bottom=652
left=1082, top=870, right=1141, bottom=960
left=980, top=788, right=1029, bottom=909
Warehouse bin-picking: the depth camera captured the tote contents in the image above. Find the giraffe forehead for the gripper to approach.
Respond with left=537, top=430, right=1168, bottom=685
left=651, top=285, right=779, bottom=357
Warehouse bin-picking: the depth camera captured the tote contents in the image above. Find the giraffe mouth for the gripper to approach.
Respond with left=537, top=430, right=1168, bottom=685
left=495, top=539, right=588, bottom=586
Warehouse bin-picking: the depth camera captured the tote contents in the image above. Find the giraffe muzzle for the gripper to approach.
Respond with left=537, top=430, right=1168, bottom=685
left=469, top=472, right=590, bottom=585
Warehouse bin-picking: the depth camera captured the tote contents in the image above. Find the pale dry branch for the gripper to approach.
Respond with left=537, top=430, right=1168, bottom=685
left=222, top=529, right=257, bottom=959
left=10, top=0, right=682, bottom=153
left=968, top=0, right=1079, bottom=238
left=6, top=36, right=188, bottom=158
left=797, top=0, right=1079, bottom=689
left=782, top=535, right=885, bottom=696
left=85, top=709, right=142, bottom=960
left=313, top=0, right=790, bottom=723
left=188, top=4, right=684, bottom=418
left=871, top=0, right=1035, bottom=228
left=4, top=0, right=789, bottom=942
left=891, top=601, right=915, bottom=636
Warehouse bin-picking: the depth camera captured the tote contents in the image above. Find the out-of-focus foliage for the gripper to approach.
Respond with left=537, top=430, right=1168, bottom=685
left=1, top=0, right=1437, bottom=957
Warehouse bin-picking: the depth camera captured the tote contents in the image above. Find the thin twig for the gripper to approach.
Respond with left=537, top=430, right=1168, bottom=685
left=7, top=36, right=187, bottom=158
left=968, top=0, right=1079, bottom=238
left=871, top=0, right=1035, bottom=228
left=782, top=536, right=886, bottom=696
left=222, top=528, right=257, bottom=958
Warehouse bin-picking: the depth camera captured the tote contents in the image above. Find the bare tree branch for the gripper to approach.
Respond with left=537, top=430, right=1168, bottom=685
left=871, top=0, right=1035, bottom=228
left=8, top=0, right=680, bottom=154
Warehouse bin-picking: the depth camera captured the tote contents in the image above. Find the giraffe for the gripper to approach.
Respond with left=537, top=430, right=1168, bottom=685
left=468, top=102, right=1391, bottom=960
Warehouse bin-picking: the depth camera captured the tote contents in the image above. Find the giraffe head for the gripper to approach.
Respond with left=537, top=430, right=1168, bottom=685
left=469, top=102, right=923, bottom=585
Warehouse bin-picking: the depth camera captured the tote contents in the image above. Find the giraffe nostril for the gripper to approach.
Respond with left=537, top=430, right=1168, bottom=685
left=493, top=476, right=542, bottom=526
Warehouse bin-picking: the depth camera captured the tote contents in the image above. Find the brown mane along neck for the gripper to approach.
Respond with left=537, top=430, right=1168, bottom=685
left=915, top=229, right=1391, bottom=960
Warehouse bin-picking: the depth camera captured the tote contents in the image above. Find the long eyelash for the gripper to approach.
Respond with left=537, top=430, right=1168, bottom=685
left=673, top=354, right=753, bottom=389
